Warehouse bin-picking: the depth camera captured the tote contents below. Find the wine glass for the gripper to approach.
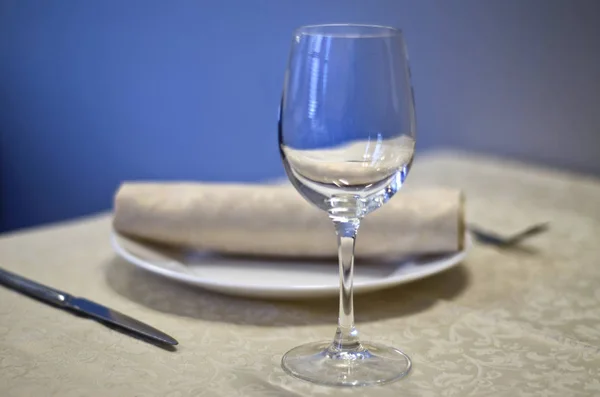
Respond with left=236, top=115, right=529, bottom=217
left=278, top=24, right=416, bottom=387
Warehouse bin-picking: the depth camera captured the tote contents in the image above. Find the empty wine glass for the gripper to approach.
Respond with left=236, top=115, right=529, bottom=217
left=278, top=24, right=416, bottom=387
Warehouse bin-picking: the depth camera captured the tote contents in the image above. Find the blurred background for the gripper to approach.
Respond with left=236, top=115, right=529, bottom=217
left=1, top=0, right=599, bottom=233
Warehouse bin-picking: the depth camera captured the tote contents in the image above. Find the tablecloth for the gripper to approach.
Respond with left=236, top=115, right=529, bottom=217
left=1, top=150, right=599, bottom=396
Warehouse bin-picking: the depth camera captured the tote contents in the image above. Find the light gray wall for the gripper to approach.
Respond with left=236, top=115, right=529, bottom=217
left=417, top=0, right=600, bottom=173
left=1, top=0, right=599, bottom=231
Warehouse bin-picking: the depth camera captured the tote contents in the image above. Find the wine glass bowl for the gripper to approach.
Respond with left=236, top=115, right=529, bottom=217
left=281, top=134, right=415, bottom=219
left=278, top=24, right=416, bottom=387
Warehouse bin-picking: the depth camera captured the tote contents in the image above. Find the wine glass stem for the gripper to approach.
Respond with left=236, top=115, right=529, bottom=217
left=332, top=219, right=361, bottom=351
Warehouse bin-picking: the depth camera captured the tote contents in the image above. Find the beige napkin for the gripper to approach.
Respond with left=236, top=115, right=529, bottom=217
left=113, top=182, right=464, bottom=258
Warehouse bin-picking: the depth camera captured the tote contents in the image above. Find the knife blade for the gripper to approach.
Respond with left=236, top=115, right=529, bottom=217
left=0, top=267, right=178, bottom=346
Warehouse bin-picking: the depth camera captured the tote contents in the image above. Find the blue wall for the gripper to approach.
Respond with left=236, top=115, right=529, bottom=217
left=1, top=0, right=599, bottom=232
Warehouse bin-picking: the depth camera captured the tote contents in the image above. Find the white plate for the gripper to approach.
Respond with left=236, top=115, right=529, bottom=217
left=111, top=232, right=470, bottom=299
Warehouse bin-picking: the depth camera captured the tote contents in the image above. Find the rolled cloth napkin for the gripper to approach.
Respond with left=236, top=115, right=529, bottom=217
left=113, top=183, right=465, bottom=258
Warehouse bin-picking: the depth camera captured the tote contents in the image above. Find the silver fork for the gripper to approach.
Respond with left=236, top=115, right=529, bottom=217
left=468, top=222, right=549, bottom=247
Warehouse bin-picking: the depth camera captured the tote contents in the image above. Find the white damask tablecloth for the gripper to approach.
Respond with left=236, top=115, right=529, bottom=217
left=1, top=150, right=600, bottom=397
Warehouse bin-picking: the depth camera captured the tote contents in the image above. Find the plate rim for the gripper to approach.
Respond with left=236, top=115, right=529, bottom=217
left=111, top=231, right=471, bottom=297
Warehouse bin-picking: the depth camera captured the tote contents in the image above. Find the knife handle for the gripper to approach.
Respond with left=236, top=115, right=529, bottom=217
left=0, top=267, right=69, bottom=307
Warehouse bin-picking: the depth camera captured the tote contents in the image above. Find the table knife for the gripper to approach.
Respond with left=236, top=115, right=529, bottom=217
left=0, top=267, right=178, bottom=346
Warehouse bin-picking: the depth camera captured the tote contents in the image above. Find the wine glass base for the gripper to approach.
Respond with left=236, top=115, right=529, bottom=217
left=281, top=341, right=411, bottom=387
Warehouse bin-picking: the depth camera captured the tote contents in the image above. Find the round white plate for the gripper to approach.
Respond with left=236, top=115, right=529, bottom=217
left=111, top=232, right=470, bottom=299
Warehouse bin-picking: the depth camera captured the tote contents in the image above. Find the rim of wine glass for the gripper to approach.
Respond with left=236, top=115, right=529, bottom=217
left=294, top=23, right=403, bottom=38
